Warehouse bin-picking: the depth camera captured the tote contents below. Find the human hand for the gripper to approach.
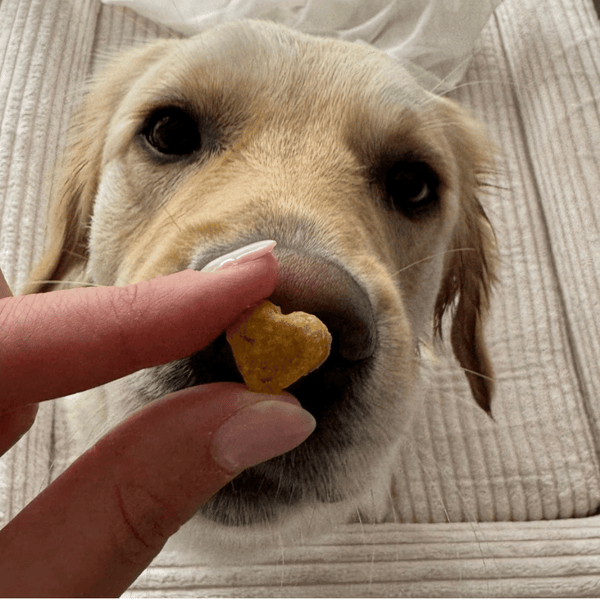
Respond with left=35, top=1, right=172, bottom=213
left=0, top=243, right=315, bottom=596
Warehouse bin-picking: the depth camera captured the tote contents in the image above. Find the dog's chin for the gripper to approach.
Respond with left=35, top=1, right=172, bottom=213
left=182, top=333, right=377, bottom=526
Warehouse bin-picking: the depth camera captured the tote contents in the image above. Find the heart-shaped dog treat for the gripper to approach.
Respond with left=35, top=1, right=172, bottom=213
left=226, top=300, right=332, bottom=394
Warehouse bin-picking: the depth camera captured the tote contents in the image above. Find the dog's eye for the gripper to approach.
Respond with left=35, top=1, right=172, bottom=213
left=143, top=107, right=201, bottom=156
left=385, top=162, right=438, bottom=216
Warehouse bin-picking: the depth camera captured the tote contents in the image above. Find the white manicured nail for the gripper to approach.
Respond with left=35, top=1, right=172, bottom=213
left=201, top=240, right=277, bottom=273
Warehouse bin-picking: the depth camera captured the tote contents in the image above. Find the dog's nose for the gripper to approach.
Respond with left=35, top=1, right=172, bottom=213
left=269, top=248, right=376, bottom=362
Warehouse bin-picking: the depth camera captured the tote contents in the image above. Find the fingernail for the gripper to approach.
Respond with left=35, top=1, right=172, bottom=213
left=201, top=240, right=277, bottom=273
left=212, top=401, right=316, bottom=472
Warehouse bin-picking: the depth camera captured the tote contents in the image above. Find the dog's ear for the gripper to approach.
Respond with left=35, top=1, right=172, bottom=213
left=433, top=99, right=498, bottom=413
left=24, top=41, right=172, bottom=294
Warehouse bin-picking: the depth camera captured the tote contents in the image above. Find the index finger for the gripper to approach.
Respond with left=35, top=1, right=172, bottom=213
left=0, top=254, right=277, bottom=410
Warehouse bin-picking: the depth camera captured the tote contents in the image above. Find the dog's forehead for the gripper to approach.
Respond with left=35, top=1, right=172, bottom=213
left=104, top=21, right=448, bottom=168
left=139, top=21, right=431, bottom=117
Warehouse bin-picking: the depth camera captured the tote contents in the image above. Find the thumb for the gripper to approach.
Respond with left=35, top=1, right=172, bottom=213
left=0, top=383, right=315, bottom=597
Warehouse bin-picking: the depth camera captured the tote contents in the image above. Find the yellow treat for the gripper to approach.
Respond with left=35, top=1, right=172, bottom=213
left=226, top=300, right=332, bottom=394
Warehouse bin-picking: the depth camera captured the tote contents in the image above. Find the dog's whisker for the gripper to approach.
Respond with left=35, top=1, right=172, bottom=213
left=393, top=247, right=479, bottom=277
left=29, top=279, right=98, bottom=288
left=460, top=366, right=496, bottom=383
left=63, top=249, right=88, bottom=261
left=428, top=45, right=494, bottom=96
left=161, top=206, right=184, bottom=233
left=480, top=180, right=511, bottom=193
left=408, top=445, right=453, bottom=523
left=409, top=440, right=498, bottom=575
left=441, top=77, right=516, bottom=97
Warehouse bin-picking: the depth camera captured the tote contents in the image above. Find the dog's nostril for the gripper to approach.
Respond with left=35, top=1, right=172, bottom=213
left=269, top=248, right=377, bottom=362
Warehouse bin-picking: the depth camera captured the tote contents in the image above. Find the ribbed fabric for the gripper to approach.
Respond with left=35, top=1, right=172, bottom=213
left=127, top=519, right=600, bottom=597
left=0, top=0, right=100, bottom=526
left=1, top=0, right=600, bottom=595
left=0, top=0, right=99, bottom=291
left=389, top=0, right=600, bottom=525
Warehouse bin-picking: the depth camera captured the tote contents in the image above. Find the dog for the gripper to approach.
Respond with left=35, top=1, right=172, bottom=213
left=26, top=20, right=497, bottom=556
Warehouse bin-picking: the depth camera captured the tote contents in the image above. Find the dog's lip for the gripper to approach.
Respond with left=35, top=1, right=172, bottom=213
left=198, top=349, right=371, bottom=526
left=198, top=343, right=373, bottom=525
left=186, top=329, right=372, bottom=419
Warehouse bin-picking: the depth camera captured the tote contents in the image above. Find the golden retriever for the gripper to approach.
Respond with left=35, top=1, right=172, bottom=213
left=26, top=20, right=496, bottom=554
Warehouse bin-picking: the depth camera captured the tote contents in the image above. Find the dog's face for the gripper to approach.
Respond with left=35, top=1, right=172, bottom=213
left=28, top=21, right=496, bottom=539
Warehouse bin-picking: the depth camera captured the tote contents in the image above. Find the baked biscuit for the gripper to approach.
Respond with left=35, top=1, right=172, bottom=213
left=226, top=300, right=332, bottom=393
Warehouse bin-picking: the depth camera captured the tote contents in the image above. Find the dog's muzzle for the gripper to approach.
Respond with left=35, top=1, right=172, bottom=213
left=188, top=246, right=377, bottom=416
left=185, top=245, right=378, bottom=524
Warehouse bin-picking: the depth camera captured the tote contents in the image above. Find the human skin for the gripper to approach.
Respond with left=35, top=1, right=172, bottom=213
left=0, top=251, right=315, bottom=596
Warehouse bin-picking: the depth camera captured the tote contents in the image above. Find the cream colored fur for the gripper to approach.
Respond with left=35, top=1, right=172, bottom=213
left=26, top=20, right=497, bottom=560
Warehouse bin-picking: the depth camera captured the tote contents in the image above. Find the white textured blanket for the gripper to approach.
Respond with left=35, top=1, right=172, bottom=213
left=1, top=0, right=600, bottom=596
left=100, top=0, right=503, bottom=92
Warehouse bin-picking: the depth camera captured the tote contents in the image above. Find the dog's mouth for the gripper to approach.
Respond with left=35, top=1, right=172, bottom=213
left=189, top=332, right=374, bottom=525
left=182, top=246, right=379, bottom=525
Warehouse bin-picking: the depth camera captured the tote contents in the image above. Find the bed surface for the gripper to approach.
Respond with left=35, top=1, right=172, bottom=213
left=2, top=0, right=600, bottom=595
